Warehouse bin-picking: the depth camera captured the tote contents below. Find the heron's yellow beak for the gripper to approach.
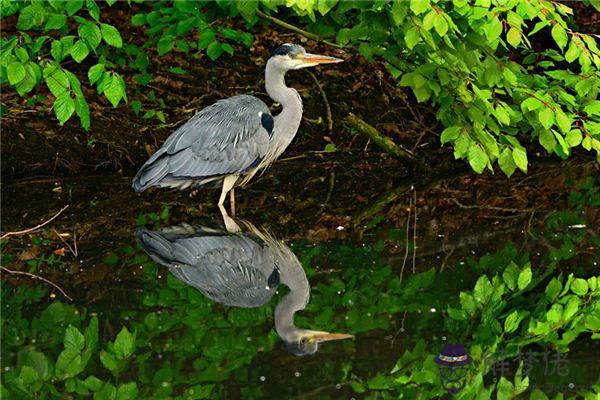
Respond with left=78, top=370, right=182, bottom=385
left=305, top=330, right=354, bottom=343
left=300, top=53, right=344, bottom=65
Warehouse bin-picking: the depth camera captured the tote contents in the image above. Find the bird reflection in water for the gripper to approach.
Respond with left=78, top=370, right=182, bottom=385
left=136, top=217, right=353, bottom=356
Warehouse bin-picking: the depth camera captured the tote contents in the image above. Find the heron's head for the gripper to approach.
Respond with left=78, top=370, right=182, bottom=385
left=283, top=328, right=354, bottom=356
left=269, top=43, right=343, bottom=71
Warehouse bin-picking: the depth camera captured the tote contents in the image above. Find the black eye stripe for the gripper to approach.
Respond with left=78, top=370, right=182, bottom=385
left=272, top=44, right=294, bottom=57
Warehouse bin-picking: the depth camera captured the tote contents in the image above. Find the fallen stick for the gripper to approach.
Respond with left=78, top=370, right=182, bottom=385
left=1, top=205, right=69, bottom=240
left=344, top=113, right=428, bottom=170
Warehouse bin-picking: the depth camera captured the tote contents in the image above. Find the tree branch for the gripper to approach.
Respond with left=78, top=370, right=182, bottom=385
left=344, top=113, right=427, bottom=170
left=255, top=9, right=342, bottom=49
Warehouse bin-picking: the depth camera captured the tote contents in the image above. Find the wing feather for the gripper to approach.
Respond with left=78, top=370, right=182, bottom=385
left=133, top=95, right=272, bottom=192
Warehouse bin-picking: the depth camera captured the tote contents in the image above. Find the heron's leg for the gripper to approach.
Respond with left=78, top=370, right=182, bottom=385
left=230, top=188, right=236, bottom=217
left=218, top=175, right=238, bottom=206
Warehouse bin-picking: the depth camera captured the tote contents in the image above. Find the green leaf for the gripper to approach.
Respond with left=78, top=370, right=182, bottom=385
left=113, top=327, right=135, bottom=359
left=564, top=41, right=579, bottom=63
left=100, top=23, right=122, bottom=48
left=100, top=350, right=118, bottom=372
left=473, top=276, right=492, bottom=304
left=45, top=14, right=67, bottom=31
left=116, top=382, right=138, bottom=400
left=538, top=108, right=555, bottom=130
left=468, top=144, right=488, bottom=174
left=433, top=14, right=448, bottom=36
left=66, top=0, right=83, bottom=15
left=497, top=376, right=514, bottom=400
left=236, top=1, right=258, bottom=21
left=17, top=5, right=47, bottom=30
left=88, top=63, right=104, bottom=84
left=410, top=0, right=430, bottom=15
left=78, top=22, right=102, bottom=50
left=504, top=310, right=521, bottom=334
left=494, top=106, right=510, bottom=126
left=539, top=130, right=557, bottom=153
left=96, top=382, right=117, bottom=400
left=21, top=350, right=52, bottom=381
left=206, top=41, right=223, bottom=61
left=565, top=130, right=582, bottom=147
left=555, top=109, right=572, bottom=133
left=571, top=278, right=588, bottom=296
left=404, top=27, right=420, bottom=50
left=64, top=325, right=85, bottom=351
left=7, top=62, right=26, bottom=85
left=440, top=126, right=461, bottom=144
left=521, top=97, right=543, bottom=112
left=19, top=365, right=40, bottom=385
left=517, top=266, right=532, bottom=290
left=55, top=347, right=85, bottom=378
left=546, top=304, right=563, bottom=324
left=84, top=375, right=103, bottom=392
left=131, top=13, right=146, bottom=26
left=157, top=35, right=174, bottom=56
left=198, top=29, right=216, bottom=49
left=498, top=148, right=516, bottom=177
left=506, top=28, right=521, bottom=47
left=87, top=0, right=100, bottom=21
left=54, top=92, right=76, bottom=125
left=551, top=24, right=568, bottom=50
left=75, top=95, right=90, bottom=130
left=104, top=74, right=125, bottom=107
left=44, top=66, right=70, bottom=96
left=512, top=146, right=527, bottom=173
left=70, top=40, right=89, bottom=63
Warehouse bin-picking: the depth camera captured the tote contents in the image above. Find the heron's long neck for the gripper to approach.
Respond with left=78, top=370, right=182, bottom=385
left=273, top=250, right=309, bottom=339
left=265, top=61, right=303, bottom=157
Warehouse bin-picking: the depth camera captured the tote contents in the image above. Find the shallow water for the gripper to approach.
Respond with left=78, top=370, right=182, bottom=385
left=1, top=160, right=598, bottom=398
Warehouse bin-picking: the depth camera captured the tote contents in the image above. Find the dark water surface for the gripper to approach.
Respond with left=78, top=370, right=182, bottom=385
left=1, top=160, right=598, bottom=399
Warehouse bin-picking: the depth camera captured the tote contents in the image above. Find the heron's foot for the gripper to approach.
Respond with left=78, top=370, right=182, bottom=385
left=219, top=204, right=241, bottom=233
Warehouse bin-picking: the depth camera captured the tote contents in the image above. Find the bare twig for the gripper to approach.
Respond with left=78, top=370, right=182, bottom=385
left=451, top=198, right=533, bottom=213
left=1, top=205, right=69, bottom=240
left=1, top=267, right=73, bottom=301
left=52, top=228, right=78, bottom=257
left=412, top=188, right=417, bottom=274
left=400, top=196, right=412, bottom=285
left=306, top=71, right=333, bottom=134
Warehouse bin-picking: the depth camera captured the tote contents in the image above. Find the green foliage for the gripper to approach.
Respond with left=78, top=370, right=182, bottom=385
left=3, top=0, right=598, bottom=175
left=287, top=0, right=600, bottom=172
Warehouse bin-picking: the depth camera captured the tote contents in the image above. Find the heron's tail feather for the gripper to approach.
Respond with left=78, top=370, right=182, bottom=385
left=132, top=152, right=170, bottom=192
left=135, top=228, right=173, bottom=264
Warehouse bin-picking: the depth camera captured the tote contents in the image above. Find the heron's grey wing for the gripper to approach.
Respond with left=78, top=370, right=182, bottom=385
left=136, top=228, right=279, bottom=308
left=132, top=95, right=273, bottom=191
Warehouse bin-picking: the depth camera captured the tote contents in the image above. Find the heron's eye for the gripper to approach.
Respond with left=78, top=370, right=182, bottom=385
left=300, top=337, right=308, bottom=344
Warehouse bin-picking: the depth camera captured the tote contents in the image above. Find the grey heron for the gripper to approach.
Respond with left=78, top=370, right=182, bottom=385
left=132, top=44, right=343, bottom=215
left=136, top=218, right=353, bottom=355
